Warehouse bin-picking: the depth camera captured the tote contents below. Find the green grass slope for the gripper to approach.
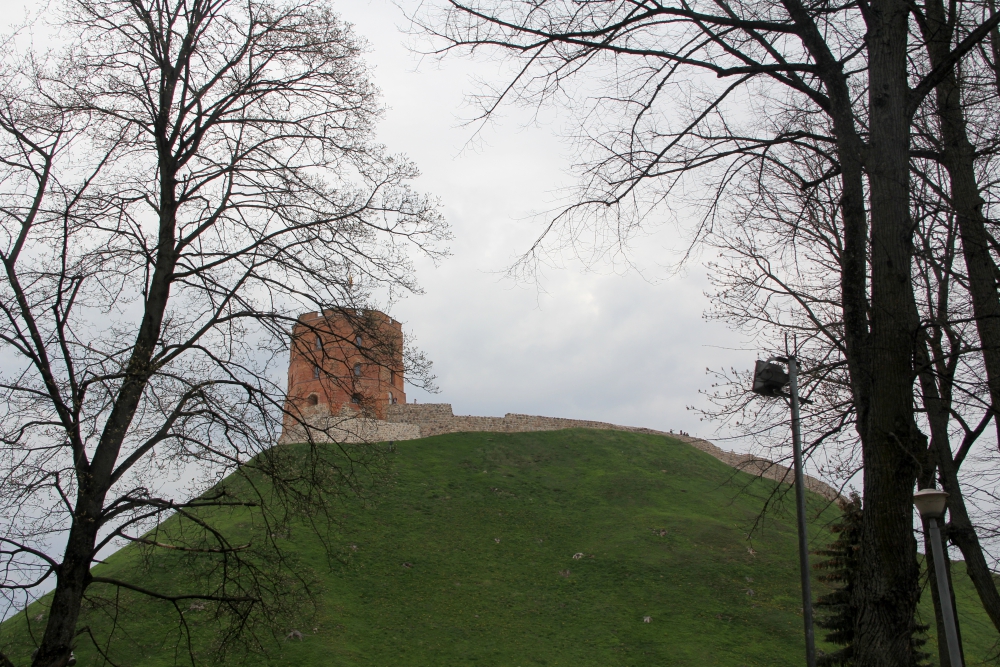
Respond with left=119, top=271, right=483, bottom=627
left=2, top=428, right=998, bottom=666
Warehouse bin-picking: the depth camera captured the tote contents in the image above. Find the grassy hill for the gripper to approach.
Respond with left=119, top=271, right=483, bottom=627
left=2, top=428, right=998, bottom=665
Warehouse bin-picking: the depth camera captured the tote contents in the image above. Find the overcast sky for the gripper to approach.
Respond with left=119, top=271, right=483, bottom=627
left=0, top=0, right=755, bottom=448
left=332, top=1, right=755, bottom=443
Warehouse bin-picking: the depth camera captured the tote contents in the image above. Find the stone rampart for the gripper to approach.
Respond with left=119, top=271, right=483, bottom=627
left=278, top=404, right=420, bottom=445
left=278, top=402, right=840, bottom=501
left=383, top=404, right=840, bottom=501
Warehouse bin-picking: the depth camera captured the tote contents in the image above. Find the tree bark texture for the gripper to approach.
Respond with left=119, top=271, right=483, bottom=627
left=853, top=0, right=925, bottom=662
left=33, top=498, right=102, bottom=667
left=920, top=0, right=1000, bottom=634
left=784, top=0, right=925, bottom=659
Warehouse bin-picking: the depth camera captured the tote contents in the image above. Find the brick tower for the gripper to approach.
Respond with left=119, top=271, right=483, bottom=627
left=284, top=309, right=405, bottom=422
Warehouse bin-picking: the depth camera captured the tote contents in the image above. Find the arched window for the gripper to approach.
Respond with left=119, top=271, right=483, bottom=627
left=307, top=394, right=319, bottom=406
left=355, top=335, right=363, bottom=347
left=390, top=370, right=396, bottom=385
left=353, top=363, right=362, bottom=376
left=388, top=391, right=394, bottom=404
left=314, top=335, right=322, bottom=351
left=313, top=366, right=321, bottom=379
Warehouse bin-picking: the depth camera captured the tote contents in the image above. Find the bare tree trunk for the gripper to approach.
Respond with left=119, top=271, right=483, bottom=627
left=34, top=497, right=102, bottom=667
left=936, top=437, right=1000, bottom=627
left=854, top=0, right=925, bottom=662
left=32, top=147, right=181, bottom=666
left=988, top=0, right=1000, bottom=92
left=920, top=0, right=1000, bottom=634
left=916, top=334, right=965, bottom=666
left=779, top=0, right=924, bottom=658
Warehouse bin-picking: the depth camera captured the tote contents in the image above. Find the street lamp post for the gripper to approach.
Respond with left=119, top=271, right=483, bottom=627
left=913, top=488, right=963, bottom=667
left=752, top=356, right=815, bottom=667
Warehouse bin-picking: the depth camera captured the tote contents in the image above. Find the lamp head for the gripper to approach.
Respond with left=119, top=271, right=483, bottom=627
left=752, top=360, right=789, bottom=398
left=913, top=488, right=949, bottom=519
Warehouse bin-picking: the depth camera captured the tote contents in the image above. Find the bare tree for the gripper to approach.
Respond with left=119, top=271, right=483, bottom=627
left=0, top=1, right=447, bottom=665
left=413, top=0, right=1000, bottom=664
left=700, top=140, right=1000, bottom=664
left=702, top=0, right=1000, bottom=651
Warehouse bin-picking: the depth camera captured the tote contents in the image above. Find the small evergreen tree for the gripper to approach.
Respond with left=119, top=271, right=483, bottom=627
left=814, top=494, right=863, bottom=665
left=813, top=494, right=930, bottom=666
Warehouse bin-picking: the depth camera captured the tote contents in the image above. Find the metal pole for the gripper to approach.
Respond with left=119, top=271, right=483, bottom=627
left=928, top=517, right=964, bottom=667
left=788, top=357, right=816, bottom=667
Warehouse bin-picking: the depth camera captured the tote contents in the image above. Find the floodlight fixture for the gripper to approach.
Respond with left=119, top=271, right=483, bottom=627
left=752, top=359, right=790, bottom=397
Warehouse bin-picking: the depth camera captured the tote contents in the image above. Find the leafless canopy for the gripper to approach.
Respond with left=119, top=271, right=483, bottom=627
left=0, top=0, right=447, bottom=664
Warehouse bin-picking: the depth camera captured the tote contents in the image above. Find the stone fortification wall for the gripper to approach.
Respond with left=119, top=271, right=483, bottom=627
left=278, top=404, right=420, bottom=445
left=383, top=404, right=840, bottom=501
left=671, top=434, right=839, bottom=502
left=278, top=402, right=840, bottom=501
left=383, top=403, right=665, bottom=438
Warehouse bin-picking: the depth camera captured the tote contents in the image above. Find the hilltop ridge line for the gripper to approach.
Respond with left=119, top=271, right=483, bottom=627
left=279, top=402, right=840, bottom=501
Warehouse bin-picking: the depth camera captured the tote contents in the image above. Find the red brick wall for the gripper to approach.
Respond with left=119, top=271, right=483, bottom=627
left=284, top=309, right=406, bottom=422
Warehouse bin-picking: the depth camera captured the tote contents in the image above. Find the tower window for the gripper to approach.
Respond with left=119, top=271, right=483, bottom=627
left=307, top=394, right=319, bottom=406
left=390, top=370, right=396, bottom=385
left=388, top=391, right=394, bottom=404
left=351, top=394, right=361, bottom=404
left=355, top=335, right=363, bottom=347
left=313, top=366, right=321, bottom=379
left=314, top=335, right=322, bottom=351
left=353, top=363, right=362, bottom=376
